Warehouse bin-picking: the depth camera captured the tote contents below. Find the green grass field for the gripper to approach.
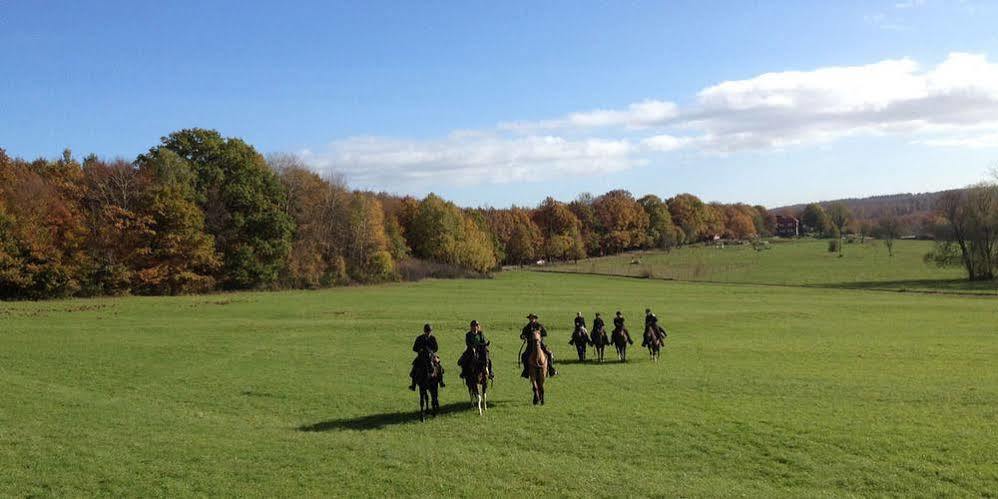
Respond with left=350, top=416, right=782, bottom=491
left=540, top=239, right=998, bottom=295
left=2, top=271, right=996, bottom=496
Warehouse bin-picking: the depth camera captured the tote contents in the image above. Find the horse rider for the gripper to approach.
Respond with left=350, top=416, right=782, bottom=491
left=592, top=312, right=607, bottom=341
left=520, top=313, right=558, bottom=378
left=569, top=311, right=588, bottom=346
left=592, top=312, right=605, bottom=334
left=613, top=311, right=634, bottom=344
left=643, top=308, right=666, bottom=346
left=459, top=320, right=494, bottom=380
left=409, top=323, right=444, bottom=391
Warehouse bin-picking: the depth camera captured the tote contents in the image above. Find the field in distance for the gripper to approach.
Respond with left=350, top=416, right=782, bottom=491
left=2, top=271, right=996, bottom=496
left=538, top=239, right=998, bottom=294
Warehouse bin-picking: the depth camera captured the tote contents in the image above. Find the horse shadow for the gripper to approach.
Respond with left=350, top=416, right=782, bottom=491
left=558, top=358, right=616, bottom=366
left=298, top=400, right=507, bottom=432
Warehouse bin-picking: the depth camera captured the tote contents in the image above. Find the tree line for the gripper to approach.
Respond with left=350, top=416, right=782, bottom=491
left=4, top=128, right=992, bottom=299
left=0, top=129, right=784, bottom=299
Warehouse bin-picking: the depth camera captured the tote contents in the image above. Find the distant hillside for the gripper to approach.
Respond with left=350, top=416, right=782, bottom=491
left=773, top=189, right=963, bottom=221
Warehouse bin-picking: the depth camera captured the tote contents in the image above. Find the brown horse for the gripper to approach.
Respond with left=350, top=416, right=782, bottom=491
left=463, top=345, right=489, bottom=415
left=527, top=329, right=548, bottom=405
left=644, top=325, right=666, bottom=362
left=414, top=350, right=442, bottom=421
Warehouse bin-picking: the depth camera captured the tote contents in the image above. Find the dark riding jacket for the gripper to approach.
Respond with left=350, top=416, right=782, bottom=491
left=613, top=316, right=626, bottom=331
left=574, top=316, right=586, bottom=330
left=520, top=322, right=548, bottom=340
left=593, top=317, right=605, bottom=332
left=412, top=334, right=438, bottom=356
left=465, top=331, right=488, bottom=349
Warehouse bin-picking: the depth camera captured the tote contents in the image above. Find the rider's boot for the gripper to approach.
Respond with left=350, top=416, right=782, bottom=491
left=439, top=374, right=446, bottom=388
left=487, top=359, right=495, bottom=380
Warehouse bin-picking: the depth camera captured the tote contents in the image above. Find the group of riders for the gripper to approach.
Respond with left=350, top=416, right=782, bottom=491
left=408, top=309, right=669, bottom=391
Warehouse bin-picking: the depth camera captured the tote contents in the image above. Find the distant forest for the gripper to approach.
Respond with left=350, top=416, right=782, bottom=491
left=774, top=190, right=962, bottom=225
left=2, top=129, right=992, bottom=299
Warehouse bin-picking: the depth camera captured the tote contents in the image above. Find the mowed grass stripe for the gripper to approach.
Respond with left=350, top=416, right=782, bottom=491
left=1, top=272, right=996, bottom=496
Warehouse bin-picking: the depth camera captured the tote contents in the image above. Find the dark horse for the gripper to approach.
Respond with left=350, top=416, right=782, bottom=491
left=414, top=347, right=442, bottom=421
left=611, top=326, right=633, bottom=362
left=644, top=324, right=666, bottom=362
left=569, top=326, right=591, bottom=362
left=463, top=344, right=490, bottom=415
left=590, top=324, right=610, bottom=363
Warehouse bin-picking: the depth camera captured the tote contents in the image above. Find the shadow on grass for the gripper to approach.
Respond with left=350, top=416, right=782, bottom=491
left=818, top=279, right=998, bottom=295
left=557, top=358, right=624, bottom=366
left=298, top=401, right=508, bottom=432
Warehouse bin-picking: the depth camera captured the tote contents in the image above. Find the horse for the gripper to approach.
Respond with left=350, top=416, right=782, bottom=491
left=590, top=325, right=610, bottom=363
left=527, top=329, right=548, bottom=405
left=569, top=326, right=590, bottom=362
left=644, top=324, right=666, bottom=362
left=413, top=348, right=442, bottom=421
left=463, top=344, right=490, bottom=415
left=611, top=327, right=631, bottom=362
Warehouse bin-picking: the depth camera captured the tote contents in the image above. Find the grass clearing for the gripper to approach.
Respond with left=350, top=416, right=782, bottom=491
left=2, top=271, right=997, bottom=496
left=538, top=239, right=998, bottom=295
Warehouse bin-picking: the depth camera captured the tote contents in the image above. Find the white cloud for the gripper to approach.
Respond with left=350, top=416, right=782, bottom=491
left=305, top=52, right=998, bottom=189
left=684, top=52, right=998, bottom=152
left=499, top=100, right=679, bottom=131
left=641, top=134, right=692, bottom=152
left=915, top=132, right=998, bottom=148
left=303, top=135, right=640, bottom=188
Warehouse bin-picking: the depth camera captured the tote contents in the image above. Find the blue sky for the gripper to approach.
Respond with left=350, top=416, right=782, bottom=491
left=2, top=0, right=998, bottom=207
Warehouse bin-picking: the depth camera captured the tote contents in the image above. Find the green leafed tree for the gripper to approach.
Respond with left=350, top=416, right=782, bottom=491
left=141, top=129, right=293, bottom=289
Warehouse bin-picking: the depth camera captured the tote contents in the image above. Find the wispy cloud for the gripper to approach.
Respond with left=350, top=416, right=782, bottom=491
left=305, top=52, right=998, bottom=189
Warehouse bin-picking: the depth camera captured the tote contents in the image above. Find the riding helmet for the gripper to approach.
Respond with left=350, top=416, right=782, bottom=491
left=423, top=323, right=432, bottom=333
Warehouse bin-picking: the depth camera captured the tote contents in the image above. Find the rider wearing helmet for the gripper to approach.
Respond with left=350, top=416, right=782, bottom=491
left=459, top=320, right=494, bottom=380
left=613, top=311, right=634, bottom=345
left=409, top=323, right=444, bottom=391
left=643, top=308, right=666, bottom=346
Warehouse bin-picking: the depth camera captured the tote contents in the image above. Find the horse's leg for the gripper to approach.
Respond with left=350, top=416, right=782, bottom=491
left=419, top=387, right=427, bottom=421
left=482, top=383, right=488, bottom=412
left=431, top=384, right=439, bottom=415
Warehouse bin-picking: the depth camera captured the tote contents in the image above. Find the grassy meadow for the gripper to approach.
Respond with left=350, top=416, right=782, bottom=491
left=2, top=270, right=997, bottom=496
left=538, top=239, right=998, bottom=294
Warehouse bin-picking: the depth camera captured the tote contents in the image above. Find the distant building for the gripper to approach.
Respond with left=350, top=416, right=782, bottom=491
left=775, top=215, right=800, bottom=238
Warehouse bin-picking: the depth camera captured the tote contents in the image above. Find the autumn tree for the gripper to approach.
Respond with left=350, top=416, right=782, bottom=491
left=534, top=197, right=585, bottom=261
left=667, top=193, right=708, bottom=243
left=568, top=193, right=600, bottom=256
left=593, top=190, right=650, bottom=253
left=720, top=204, right=758, bottom=240
left=408, top=194, right=496, bottom=272
left=80, top=157, right=152, bottom=294
left=133, top=149, right=220, bottom=294
left=0, top=151, right=89, bottom=298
